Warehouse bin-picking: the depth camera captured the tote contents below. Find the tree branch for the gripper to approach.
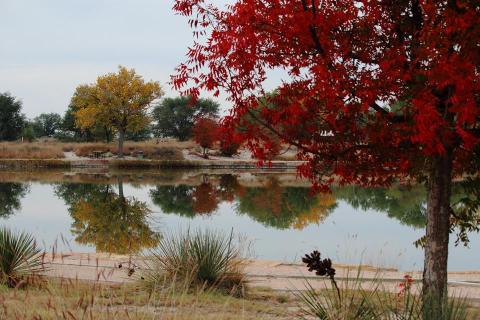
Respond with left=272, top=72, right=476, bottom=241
left=301, top=0, right=325, bottom=57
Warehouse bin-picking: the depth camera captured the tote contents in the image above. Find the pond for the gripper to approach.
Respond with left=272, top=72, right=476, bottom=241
left=0, top=170, right=478, bottom=272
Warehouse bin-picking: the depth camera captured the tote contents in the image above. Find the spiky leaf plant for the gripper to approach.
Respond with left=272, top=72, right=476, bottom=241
left=141, top=229, right=246, bottom=295
left=297, top=251, right=474, bottom=320
left=0, top=227, right=44, bottom=287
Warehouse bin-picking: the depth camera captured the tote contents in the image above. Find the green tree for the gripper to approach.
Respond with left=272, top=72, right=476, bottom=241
left=0, top=183, right=29, bottom=218
left=21, top=124, right=35, bottom=142
left=32, top=113, right=62, bottom=137
left=72, top=66, right=163, bottom=157
left=0, top=93, right=25, bottom=141
left=125, top=125, right=152, bottom=141
left=152, top=96, right=219, bottom=141
left=56, top=105, right=88, bottom=141
left=58, top=104, right=114, bottom=142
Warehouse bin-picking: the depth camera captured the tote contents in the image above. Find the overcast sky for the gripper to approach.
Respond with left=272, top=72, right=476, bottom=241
left=0, top=0, right=250, bottom=118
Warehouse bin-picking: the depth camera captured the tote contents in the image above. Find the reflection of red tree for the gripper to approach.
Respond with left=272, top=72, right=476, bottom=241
left=218, top=175, right=245, bottom=202
left=251, top=179, right=282, bottom=217
left=192, top=182, right=219, bottom=214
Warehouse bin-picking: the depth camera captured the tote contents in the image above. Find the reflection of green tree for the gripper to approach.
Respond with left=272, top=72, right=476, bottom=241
left=333, top=185, right=427, bottom=228
left=147, top=175, right=478, bottom=234
left=54, top=179, right=160, bottom=254
left=150, top=176, right=336, bottom=229
left=236, top=179, right=336, bottom=229
left=0, top=183, right=29, bottom=218
left=333, top=182, right=480, bottom=238
left=150, top=183, right=220, bottom=217
left=150, top=185, right=195, bottom=217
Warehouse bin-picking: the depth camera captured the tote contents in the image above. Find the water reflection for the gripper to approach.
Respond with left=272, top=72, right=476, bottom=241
left=54, top=177, right=160, bottom=254
left=0, top=182, right=30, bottom=218
left=150, top=175, right=244, bottom=217
left=0, top=172, right=478, bottom=265
left=150, top=176, right=337, bottom=229
left=236, top=178, right=337, bottom=229
left=334, top=185, right=426, bottom=228
left=150, top=185, right=195, bottom=217
left=148, top=175, right=479, bottom=234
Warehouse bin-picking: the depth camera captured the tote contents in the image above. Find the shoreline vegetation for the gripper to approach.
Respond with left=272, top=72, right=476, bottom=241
left=0, top=140, right=303, bottom=170
left=1, top=248, right=479, bottom=319
left=0, top=224, right=478, bottom=318
left=0, top=158, right=303, bottom=170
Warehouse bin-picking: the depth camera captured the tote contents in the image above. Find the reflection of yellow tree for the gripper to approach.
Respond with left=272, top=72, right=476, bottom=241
left=236, top=177, right=337, bottom=229
left=292, top=193, right=336, bottom=230
left=71, top=179, right=160, bottom=254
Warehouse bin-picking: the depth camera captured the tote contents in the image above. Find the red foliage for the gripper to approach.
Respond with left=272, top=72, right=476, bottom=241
left=172, top=0, right=480, bottom=298
left=398, top=274, right=414, bottom=297
left=172, top=0, right=480, bottom=189
left=192, top=117, right=220, bottom=156
left=218, top=125, right=242, bottom=157
left=192, top=182, right=219, bottom=214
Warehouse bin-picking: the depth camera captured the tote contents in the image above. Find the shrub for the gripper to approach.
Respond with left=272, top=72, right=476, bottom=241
left=0, top=228, right=45, bottom=287
left=220, top=140, right=241, bottom=157
left=218, top=127, right=241, bottom=157
left=21, top=126, right=35, bottom=142
left=141, top=229, right=246, bottom=296
left=192, top=118, right=220, bottom=157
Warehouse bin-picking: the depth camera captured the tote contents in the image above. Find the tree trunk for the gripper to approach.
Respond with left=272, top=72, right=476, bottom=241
left=423, top=150, right=453, bottom=308
left=105, top=127, right=111, bottom=143
left=118, top=176, right=124, bottom=199
left=118, top=129, right=125, bottom=158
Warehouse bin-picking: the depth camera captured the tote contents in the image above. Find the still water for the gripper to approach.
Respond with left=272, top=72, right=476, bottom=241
left=0, top=171, right=478, bottom=271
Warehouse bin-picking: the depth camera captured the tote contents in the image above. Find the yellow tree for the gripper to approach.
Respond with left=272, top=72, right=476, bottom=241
left=72, top=66, right=163, bottom=157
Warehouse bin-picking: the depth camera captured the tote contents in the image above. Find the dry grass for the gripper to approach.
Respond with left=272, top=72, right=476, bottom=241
left=0, top=139, right=303, bottom=162
left=70, top=140, right=195, bottom=161
left=0, top=142, right=65, bottom=159
left=0, top=140, right=196, bottom=161
left=0, top=278, right=297, bottom=319
left=72, top=140, right=194, bottom=160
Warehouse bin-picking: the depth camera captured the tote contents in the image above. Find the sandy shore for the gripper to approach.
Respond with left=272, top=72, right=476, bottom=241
left=42, top=253, right=480, bottom=301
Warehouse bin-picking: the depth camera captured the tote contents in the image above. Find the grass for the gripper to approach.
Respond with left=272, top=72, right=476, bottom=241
left=0, top=142, right=65, bottom=159
left=0, top=228, right=46, bottom=288
left=72, top=140, right=193, bottom=160
left=0, top=278, right=297, bottom=319
left=295, top=266, right=477, bottom=320
left=0, top=139, right=302, bottom=162
left=0, top=139, right=194, bottom=160
left=141, top=229, right=247, bottom=296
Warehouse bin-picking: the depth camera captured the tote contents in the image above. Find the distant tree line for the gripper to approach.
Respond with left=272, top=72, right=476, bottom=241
left=0, top=91, right=221, bottom=143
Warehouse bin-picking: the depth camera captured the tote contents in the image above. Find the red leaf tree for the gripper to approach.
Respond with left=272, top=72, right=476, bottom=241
left=192, top=117, right=219, bottom=157
left=172, top=0, right=480, bottom=301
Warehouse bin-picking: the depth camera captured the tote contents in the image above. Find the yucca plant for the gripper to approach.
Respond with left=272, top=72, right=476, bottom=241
left=296, top=251, right=474, bottom=320
left=141, top=229, right=246, bottom=295
left=296, top=252, right=381, bottom=320
left=0, top=227, right=45, bottom=287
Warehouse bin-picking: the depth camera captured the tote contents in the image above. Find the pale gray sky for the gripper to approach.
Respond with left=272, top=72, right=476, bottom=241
left=0, top=0, right=248, bottom=118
